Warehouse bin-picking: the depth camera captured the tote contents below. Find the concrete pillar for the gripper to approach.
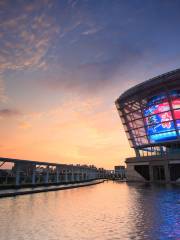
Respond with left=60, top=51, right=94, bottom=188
left=92, top=170, right=94, bottom=179
left=164, top=163, right=170, bottom=182
left=88, top=170, right=90, bottom=180
left=81, top=169, right=84, bottom=181
left=149, top=165, right=153, bottom=182
left=71, top=168, right=74, bottom=182
left=15, top=163, right=21, bottom=186
left=73, top=172, right=76, bottom=182
left=93, top=170, right=96, bottom=179
left=84, top=169, right=86, bottom=180
left=97, top=171, right=99, bottom=179
left=95, top=170, right=97, bottom=179
left=56, top=167, right=60, bottom=183
left=45, top=166, right=49, bottom=184
left=85, top=170, right=88, bottom=180
left=84, top=171, right=86, bottom=180
left=86, top=170, right=88, bottom=180
left=65, top=169, right=68, bottom=183
left=79, top=169, right=82, bottom=181
left=90, top=170, right=93, bottom=180
left=91, top=170, right=94, bottom=180
left=76, top=171, right=80, bottom=181
left=32, top=164, right=36, bottom=185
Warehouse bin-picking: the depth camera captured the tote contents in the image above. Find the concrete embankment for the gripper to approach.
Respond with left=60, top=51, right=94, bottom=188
left=0, top=179, right=105, bottom=198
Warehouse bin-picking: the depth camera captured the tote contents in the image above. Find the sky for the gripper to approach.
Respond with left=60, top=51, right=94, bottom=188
left=1, top=0, right=180, bottom=169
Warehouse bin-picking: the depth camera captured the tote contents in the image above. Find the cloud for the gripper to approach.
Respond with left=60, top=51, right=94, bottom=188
left=18, top=121, right=32, bottom=129
left=0, top=76, right=7, bottom=102
left=68, top=0, right=79, bottom=8
left=82, top=26, right=102, bottom=35
left=0, top=109, right=21, bottom=118
left=0, top=0, right=59, bottom=73
left=0, top=0, right=63, bottom=127
left=40, top=44, right=144, bottom=97
left=0, top=0, right=59, bottom=103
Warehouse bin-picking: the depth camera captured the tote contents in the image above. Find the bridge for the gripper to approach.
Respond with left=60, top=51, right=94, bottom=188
left=0, top=157, right=107, bottom=188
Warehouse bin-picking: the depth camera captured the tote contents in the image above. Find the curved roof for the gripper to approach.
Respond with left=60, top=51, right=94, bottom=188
left=117, top=68, right=180, bottom=102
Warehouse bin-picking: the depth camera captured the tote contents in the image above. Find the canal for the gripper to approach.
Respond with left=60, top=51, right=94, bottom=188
left=0, top=181, right=180, bottom=240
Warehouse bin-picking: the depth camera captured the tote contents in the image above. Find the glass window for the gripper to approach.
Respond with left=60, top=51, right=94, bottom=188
left=126, top=119, right=143, bottom=129
left=132, top=127, right=146, bottom=138
left=173, top=109, right=180, bottom=120
left=148, top=130, right=177, bottom=143
left=123, top=124, right=128, bottom=131
left=176, top=120, right=180, bottom=129
left=131, top=110, right=142, bottom=120
left=120, top=116, right=126, bottom=124
left=128, top=139, right=133, bottom=148
left=125, top=131, right=131, bottom=139
left=117, top=109, right=123, bottom=117
left=146, top=120, right=175, bottom=135
left=138, top=128, right=146, bottom=136
left=134, top=137, right=148, bottom=146
left=145, top=111, right=172, bottom=126
left=147, top=93, right=167, bottom=105
left=172, top=99, right=180, bottom=109
left=144, top=101, right=170, bottom=117
left=126, top=114, right=132, bottom=121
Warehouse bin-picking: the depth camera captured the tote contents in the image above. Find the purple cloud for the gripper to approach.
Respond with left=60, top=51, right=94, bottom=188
left=0, top=109, right=21, bottom=118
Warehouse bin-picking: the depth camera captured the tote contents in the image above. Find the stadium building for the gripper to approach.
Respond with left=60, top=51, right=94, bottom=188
left=115, top=69, right=180, bottom=182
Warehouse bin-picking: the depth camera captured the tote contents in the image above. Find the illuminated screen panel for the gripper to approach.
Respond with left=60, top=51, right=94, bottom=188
left=144, top=91, right=180, bottom=143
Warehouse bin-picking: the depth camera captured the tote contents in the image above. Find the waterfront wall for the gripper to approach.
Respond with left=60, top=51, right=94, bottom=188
left=126, top=164, right=146, bottom=182
left=126, top=155, right=180, bottom=183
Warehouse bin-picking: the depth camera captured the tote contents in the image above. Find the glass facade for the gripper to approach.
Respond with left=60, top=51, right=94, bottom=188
left=116, top=77, right=180, bottom=152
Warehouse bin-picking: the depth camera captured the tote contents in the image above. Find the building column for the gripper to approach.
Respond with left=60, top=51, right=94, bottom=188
left=15, top=163, right=21, bottom=186
left=45, top=166, right=49, bottom=184
left=91, top=170, right=94, bottom=180
left=71, top=168, right=74, bottom=182
left=73, top=172, right=76, bottom=182
left=164, top=163, right=170, bottom=182
left=76, top=170, right=80, bottom=181
left=79, top=169, right=82, bottom=181
left=65, top=169, right=68, bottom=183
left=56, top=167, right=60, bottom=183
left=90, top=170, right=93, bottom=180
left=149, top=165, right=153, bottom=182
left=32, top=164, right=36, bottom=185
left=88, top=170, right=90, bottom=180
left=93, top=170, right=97, bottom=179
left=86, top=169, right=88, bottom=180
left=82, top=168, right=85, bottom=181
left=81, top=169, right=84, bottom=181
left=94, top=170, right=96, bottom=179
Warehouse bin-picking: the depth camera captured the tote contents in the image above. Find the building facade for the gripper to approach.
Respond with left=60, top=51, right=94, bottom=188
left=114, top=166, right=126, bottom=179
left=115, top=69, right=180, bottom=183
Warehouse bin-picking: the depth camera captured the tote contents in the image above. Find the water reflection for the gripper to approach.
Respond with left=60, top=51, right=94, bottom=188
left=0, top=181, right=179, bottom=240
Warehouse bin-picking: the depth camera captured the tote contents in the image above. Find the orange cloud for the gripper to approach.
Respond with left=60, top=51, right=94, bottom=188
left=18, top=121, right=32, bottom=129
left=0, top=95, right=134, bottom=169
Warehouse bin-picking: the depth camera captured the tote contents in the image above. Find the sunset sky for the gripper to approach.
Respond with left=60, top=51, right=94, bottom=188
left=1, top=0, right=180, bottom=169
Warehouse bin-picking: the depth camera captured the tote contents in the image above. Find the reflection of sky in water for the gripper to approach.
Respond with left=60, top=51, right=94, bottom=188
left=118, top=183, right=180, bottom=240
left=151, top=187, right=180, bottom=239
left=0, top=181, right=179, bottom=240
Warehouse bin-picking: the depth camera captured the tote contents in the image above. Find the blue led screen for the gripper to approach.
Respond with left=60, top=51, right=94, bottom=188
left=144, top=91, right=180, bottom=143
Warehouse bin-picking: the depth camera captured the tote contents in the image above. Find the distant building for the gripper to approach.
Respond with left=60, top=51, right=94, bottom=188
left=114, top=166, right=125, bottom=178
left=115, top=69, right=180, bottom=183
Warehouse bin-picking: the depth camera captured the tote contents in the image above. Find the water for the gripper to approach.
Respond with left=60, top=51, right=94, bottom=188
left=0, top=181, right=180, bottom=240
